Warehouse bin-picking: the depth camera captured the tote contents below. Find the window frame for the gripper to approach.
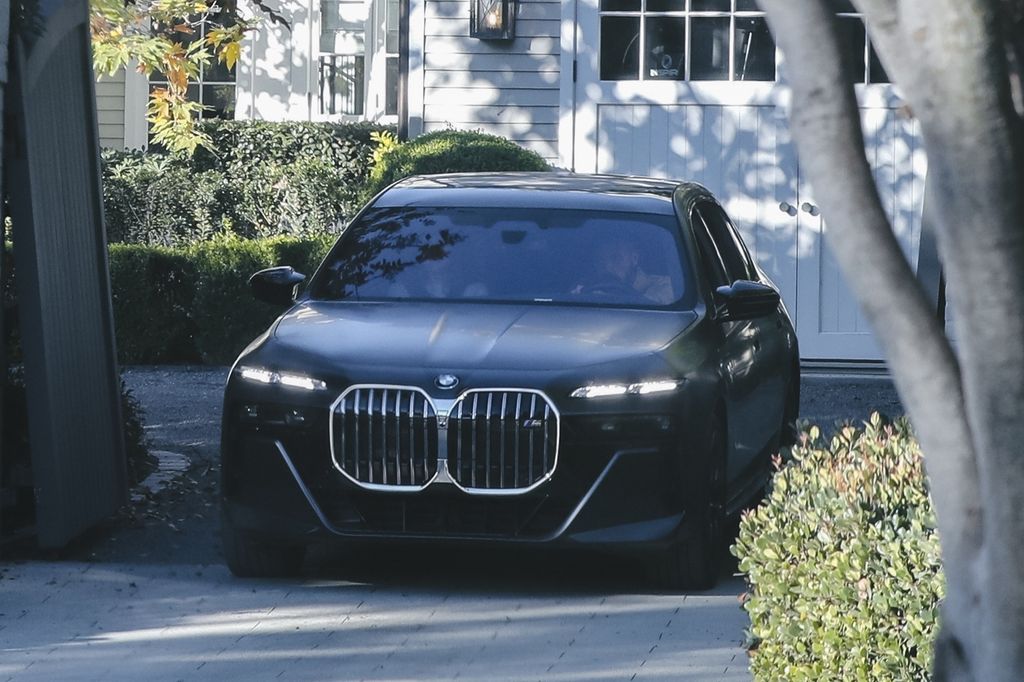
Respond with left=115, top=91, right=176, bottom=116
left=598, top=0, right=777, bottom=83
left=316, top=0, right=400, bottom=121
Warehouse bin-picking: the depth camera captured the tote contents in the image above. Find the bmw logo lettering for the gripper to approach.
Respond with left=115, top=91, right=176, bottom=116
left=435, top=374, right=459, bottom=390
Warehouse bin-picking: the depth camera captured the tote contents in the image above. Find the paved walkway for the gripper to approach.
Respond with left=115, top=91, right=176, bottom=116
left=1, top=558, right=749, bottom=681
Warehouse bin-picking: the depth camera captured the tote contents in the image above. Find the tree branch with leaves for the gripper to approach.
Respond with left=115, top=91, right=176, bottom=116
left=90, top=0, right=286, bottom=154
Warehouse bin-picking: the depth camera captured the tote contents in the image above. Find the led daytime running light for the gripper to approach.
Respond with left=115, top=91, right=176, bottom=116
left=570, top=379, right=681, bottom=399
left=238, top=366, right=327, bottom=391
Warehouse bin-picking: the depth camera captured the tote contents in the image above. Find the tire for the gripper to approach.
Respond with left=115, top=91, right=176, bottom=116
left=650, top=417, right=727, bottom=591
left=221, top=513, right=306, bottom=578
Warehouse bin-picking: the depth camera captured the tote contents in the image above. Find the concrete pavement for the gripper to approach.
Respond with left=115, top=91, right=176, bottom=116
left=1, top=558, right=749, bottom=681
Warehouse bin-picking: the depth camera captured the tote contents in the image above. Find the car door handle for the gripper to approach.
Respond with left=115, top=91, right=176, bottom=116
left=753, top=339, right=762, bottom=352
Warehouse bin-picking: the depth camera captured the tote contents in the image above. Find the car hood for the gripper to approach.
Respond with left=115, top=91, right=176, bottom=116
left=268, top=301, right=697, bottom=372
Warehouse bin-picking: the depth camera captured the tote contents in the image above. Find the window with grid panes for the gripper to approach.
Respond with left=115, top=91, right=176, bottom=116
left=147, top=20, right=236, bottom=121
left=599, top=0, right=776, bottom=81
left=319, top=0, right=399, bottom=118
left=599, top=0, right=889, bottom=83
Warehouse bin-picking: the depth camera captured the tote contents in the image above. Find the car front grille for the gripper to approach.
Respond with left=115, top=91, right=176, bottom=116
left=329, top=385, right=559, bottom=494
left=447, top=389, right=557, bottom=492
left=330, top=386, right=439, bottom=489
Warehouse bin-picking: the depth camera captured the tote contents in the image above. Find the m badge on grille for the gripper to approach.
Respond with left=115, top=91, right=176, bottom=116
left=435, top=374, right=459, bottom=390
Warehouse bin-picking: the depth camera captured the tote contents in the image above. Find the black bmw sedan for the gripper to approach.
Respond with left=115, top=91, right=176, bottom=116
left=221, top=173, right=799, bottom=589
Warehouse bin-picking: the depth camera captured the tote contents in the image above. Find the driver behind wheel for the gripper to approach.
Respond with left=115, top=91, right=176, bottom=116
left=574, top=238, right=674, bottom=304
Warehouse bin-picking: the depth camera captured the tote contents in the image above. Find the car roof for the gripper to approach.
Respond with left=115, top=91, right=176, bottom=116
left=371, top=172, right=709, bottom=216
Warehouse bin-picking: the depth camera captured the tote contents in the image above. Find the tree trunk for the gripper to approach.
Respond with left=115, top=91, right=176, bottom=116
left=758, top=1, right=1024, bottom=680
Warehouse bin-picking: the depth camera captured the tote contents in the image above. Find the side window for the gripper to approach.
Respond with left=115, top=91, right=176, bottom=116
left=695, top=202, right=756, bottom=282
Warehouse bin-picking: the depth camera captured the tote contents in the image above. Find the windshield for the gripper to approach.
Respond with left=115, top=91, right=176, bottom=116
left=311, top=206, right=694, bottom=308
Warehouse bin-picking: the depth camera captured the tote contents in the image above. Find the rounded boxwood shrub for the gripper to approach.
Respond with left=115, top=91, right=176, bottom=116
left=732, top=414, right=944, bottom=682
left=363, top=129, right=551, bottom=199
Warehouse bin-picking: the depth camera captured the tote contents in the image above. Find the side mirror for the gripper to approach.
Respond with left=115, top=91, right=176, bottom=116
left=249, top=266, right=306, bottom=306
left=714, top=280, right=780, bottom=321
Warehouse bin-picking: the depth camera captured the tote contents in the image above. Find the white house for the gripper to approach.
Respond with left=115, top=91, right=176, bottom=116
left=97, top=0, right=928, bottom=363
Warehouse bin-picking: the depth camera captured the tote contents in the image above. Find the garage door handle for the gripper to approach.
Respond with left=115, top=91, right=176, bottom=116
left=778, top=201, right=797, bottom=217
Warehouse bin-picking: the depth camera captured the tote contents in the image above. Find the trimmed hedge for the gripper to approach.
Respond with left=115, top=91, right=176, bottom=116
left=109, top=235, right=333, bottom=365
left=733, top=415, right=944, bottom=681
left=363, top=129, right=551, bottom=199
left=102, top=121, right=392, bottom=246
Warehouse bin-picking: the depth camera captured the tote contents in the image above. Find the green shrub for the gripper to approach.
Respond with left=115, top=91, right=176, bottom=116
left=108, top=235, right=334, bottom=365
left=189, top=234, right=332, bottom=363
left=102, top=154, right=230, bottom=245
left=101, top=121, right=392, bottom=246
left=108, top=244, right=198, bottom=363
left=733, top=414, right=945, bottom=682
left=363, top=129, right=551, bottom=199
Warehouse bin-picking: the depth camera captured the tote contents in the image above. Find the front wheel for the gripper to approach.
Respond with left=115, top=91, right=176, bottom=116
left=650, top=419, right=727, bottom=591
left=221, top=512, right=306, bottom=578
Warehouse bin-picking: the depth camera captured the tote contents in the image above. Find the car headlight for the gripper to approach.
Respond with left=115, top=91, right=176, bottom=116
left=570, top=379, right=682, bottom=399
left=238, top=366, right=328, bottom=391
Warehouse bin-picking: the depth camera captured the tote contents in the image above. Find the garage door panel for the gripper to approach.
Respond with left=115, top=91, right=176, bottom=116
left=596, top=103, right=799, bottom=319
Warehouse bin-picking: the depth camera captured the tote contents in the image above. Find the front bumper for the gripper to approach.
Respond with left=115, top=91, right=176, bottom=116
left=222, top=429, right=689, bottom=550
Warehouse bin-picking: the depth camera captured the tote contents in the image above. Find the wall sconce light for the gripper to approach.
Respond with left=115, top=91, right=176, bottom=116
left=470, top=0, right=516, bottom=40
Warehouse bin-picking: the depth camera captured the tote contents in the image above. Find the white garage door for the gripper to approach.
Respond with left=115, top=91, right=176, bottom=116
left=571, top=0, right=926, bottom=361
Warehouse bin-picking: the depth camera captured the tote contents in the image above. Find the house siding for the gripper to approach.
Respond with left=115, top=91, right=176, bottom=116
left=420, top=0, right=562, bottom=161
left=95, top=70, right=126, bottom=149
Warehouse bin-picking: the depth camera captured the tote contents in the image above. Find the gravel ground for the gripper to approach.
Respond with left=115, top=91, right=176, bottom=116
left=47, top=366, right=903, bottom=568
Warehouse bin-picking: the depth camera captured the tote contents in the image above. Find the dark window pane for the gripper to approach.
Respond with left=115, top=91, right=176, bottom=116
left=646, top=17, right=686, bottom=79
left=835, top=15, right=866, bottom=83
left=319, top=55, right=365, bottom=115
left=830, top=0, right=856, bottom=12
left=386, top=0, right=399, bottom=53
left=690, top=16, right=730, bottom=80
left=646, top=0, right=684, bottom=11
left=385, top=56, right=399, bottom=115
left=691, top=0, right=729, bottom=11
left=733, top=16, right=775, bottom=80
left=600, top=0, right=640, bottom=10
left=204, top=55, right=236, bottom=83
left=201, top=84, right=236, bottom=119
left=735, top=0, right=762, bottom=10
left=868, top=43, right=890, bottom=83
left=601, top=16, right=640, bottom=80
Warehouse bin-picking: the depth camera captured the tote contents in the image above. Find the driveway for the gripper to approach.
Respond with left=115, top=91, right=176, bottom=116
left=0, top=366, right=901, bottom=681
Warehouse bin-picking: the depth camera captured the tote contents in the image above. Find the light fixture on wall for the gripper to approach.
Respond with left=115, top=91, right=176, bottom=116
left=470, top=0, right=515, bottom=40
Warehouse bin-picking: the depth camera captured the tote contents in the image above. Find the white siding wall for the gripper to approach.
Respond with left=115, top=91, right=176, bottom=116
left=96, top=70, right=126, bottom=149
left=419, top=0, right=562, bottom=161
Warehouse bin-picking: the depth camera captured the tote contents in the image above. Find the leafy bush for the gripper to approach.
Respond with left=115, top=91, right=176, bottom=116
left=102, top=121, right=392, bottom=246
left=363, top=129, right=551, bottom=199
left=733, top=414, right=945, bottom=681
left=109, top=235, right=333, bottom=365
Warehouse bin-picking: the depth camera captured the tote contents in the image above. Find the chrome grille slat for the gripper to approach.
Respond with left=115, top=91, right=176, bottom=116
left=447, top=388, right=558, bottom=493
left=331, top=385, right=439, bottom=490
left=331, top=385, right=558, bottom=494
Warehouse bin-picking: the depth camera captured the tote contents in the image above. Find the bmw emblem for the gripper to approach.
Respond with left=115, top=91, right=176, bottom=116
left=435, top=374, right=459, bottom=390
